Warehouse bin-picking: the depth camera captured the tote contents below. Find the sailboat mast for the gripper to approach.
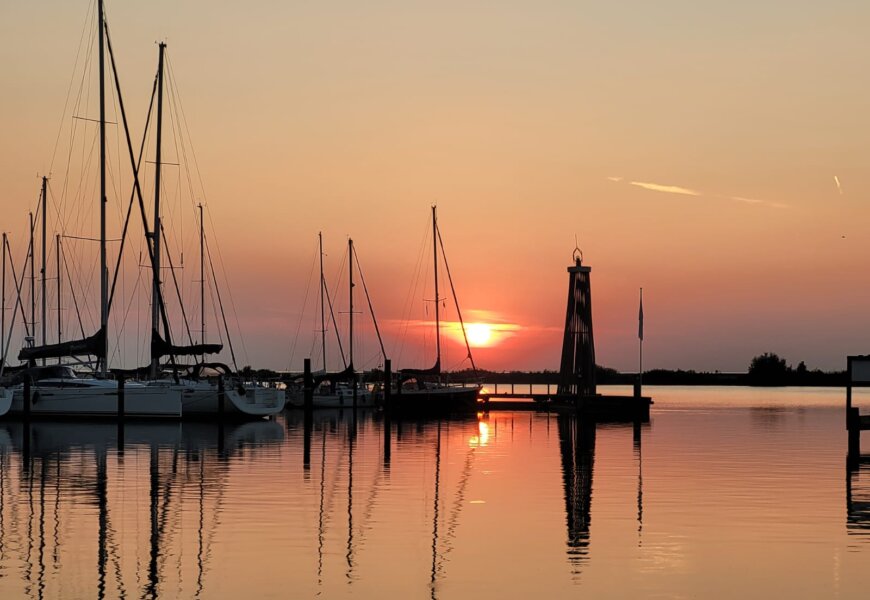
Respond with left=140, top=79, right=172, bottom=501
left=319, top=232, right=326, bottom=371
left=150, top=42, right=166, bottom=379
left=1, top=232, right=5, bottom=364
left=431, top=205, right=441, bottom=371
left=41, top=176, right=47, bottom=355
left=98, top=0, right=107, bottom=377
left=348, top=238, right=354, bottom=370
left=199, top=203, right=205, bottom=355
left=29, top=211, right=35, bottom=347
left=56, top=234, right=62, bottom=350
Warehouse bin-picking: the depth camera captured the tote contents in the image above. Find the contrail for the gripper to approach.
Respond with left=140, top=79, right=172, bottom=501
left=628, top=181, right=701, bottom=196
left=834, top=175, right=843, bottom=195
left=607, top=176, right=788, bottom=208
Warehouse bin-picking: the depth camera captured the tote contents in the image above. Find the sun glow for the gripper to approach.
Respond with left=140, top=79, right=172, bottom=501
left=465, top=323, right=493, bottom=347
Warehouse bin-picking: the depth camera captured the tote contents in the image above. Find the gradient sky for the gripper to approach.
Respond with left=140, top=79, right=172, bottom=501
left=1, top=0, right=869, bottom=373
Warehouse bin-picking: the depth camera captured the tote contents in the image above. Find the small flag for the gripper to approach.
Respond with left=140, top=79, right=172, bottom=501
left=638, top=289, right=644, bottom=341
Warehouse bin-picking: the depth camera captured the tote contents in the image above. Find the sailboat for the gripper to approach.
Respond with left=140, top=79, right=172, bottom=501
left=1, top=0, right=183, bottom=418
left=139, top=46, right=284, bottom=419
left=393, top=207, right=481, bottom=415
left=287, top=235, right=384, bottom=409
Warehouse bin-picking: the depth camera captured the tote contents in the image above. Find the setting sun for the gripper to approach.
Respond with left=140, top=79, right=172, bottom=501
left=465, top=323, right=493, bottom=347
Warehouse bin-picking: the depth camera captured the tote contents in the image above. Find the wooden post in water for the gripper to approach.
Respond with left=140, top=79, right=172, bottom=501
left=383, top=359, right=392, bottom=465
left=23, top=376, right=31, bottom=418
left=383, top=359, right=392, bottom=411
left=218, top=375, right=226, bottom=419
left=303, top=358, right=313, bottom=412
left=117, top=373, right=125, bottom=420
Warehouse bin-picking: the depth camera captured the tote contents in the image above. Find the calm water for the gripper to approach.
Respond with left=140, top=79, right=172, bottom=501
left=0, top=386, right=869, bottom=599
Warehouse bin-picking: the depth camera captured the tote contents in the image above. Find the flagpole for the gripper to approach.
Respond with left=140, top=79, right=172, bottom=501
left=638, top=287, right=643, bottom=396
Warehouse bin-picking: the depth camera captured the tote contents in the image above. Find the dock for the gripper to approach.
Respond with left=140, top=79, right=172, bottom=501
left=846, top=355, right=870, bottom=460
left=479, top=390, right=651, bottom=421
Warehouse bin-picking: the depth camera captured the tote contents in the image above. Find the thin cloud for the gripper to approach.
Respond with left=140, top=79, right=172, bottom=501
left=629, top=181, right=702, bottom=196
left=834, top=175, right=843, bottom=195
left=607, top=176, right=788, bottom=208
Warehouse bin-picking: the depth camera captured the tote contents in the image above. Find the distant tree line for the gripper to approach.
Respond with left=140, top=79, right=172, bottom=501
left=251, top=352, right=846, bottom=387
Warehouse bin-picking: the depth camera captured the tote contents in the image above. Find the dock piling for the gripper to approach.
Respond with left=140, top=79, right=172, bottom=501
left=23, top=376, right=31, bottom=418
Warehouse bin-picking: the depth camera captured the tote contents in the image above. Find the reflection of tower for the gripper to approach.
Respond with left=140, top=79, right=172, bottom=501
left=847, top=457, right=870, bottom=537
left=558, top=415, right=595, bottom=571
left=558, top=250, right=596, bottom=396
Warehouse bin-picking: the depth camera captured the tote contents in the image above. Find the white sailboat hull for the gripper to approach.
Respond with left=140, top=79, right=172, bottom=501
left=9, top=383, right=182, bottom=418
left=148, top=380, right=286, bottom=418
left=0, top=388, right=12, bottom=417
left=286, top=389, right=379, bottom=409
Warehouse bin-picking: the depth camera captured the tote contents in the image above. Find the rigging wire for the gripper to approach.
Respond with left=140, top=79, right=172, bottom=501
left=436, top=224, right=476, bottom=371
left=351, top=245, right=386, bottom=363
left=395, top=213, right=433, bottom=367
left=287, top=238, right=319, bottom=372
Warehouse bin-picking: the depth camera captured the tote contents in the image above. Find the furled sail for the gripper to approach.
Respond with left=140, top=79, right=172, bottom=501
left=398, top=359, right=441, bottom=381
left=18, top=329, right=105, bottom=361
left=150, top=329, right=223, bottom=359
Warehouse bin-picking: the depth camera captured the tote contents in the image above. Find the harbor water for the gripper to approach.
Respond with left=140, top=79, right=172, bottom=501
left=0, top=386, right=868, bottom=599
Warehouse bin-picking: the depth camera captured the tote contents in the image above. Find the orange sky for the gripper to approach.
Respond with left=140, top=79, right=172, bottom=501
left=1, top=0, right=869, bottom=372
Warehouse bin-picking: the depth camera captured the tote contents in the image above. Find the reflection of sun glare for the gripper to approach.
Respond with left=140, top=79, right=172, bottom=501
left=470, top=418, right=490, bottom=447
left=466, top=323, right=492, bottom=347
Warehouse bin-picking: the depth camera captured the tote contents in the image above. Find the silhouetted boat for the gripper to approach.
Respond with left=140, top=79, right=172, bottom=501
left=134, top=45, right=283, bottom=419
left=393, top=207, right=481, bottom=415
left=0, top=2, right=183, bottom=418
left=286, top=235, right=385, bottom=409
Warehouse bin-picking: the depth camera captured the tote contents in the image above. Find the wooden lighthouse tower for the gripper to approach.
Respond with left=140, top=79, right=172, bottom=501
left=558, top=247, right=596, bottom=397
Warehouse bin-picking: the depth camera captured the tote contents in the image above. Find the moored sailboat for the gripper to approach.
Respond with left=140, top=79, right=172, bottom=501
left=393, top=207, right=481, bottom=415
left=286, top=236, right=385, bottom=409
left=1, top=0, right=183, bottom=418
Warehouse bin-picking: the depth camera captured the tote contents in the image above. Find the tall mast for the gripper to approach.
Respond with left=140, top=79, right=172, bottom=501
left=41, top=176, right=47, bottom=358
left=150, top=41, right=166, bottom=379
left=431, top=205, right=441, bottom=371
left=199, top=203, right=205, bottom=358
left=98, top=0, right=107, bottom=377
left=348, top=238, right=354, bottom=371
left=319, top=232, right=326, bottom=371
left=29, top=211, right=35, bottom=347
left=56, top=234, right=62, bottom=355
left=1, top=232, right=5, bottom=365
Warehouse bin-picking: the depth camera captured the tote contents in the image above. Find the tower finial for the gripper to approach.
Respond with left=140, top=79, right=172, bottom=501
left=573, top=235, right=583, bottom=265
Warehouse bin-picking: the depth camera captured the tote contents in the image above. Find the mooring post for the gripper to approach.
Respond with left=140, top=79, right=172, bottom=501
left=117, top=373, right=125, bottom=420
left=218, top=375, right=226, bottom=419
left=352, top=372, right=358, bottom=409
left=23, top=376, right=31, bottom=418
left=383, top=359, right=392, bottom=411
left=303, top=358, right=313, bottom=412
left=384, top=359, right=392, bottom=465
left=848, top=406, right=861, bottom=458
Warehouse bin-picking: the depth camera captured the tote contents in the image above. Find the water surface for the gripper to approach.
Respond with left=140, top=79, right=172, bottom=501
left=0, top=386, right=868, bottom=599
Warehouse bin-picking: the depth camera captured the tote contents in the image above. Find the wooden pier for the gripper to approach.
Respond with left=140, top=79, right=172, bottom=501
left=847, top=355, right=870, bottom=459
left=479, top=386, right=651, bottom=422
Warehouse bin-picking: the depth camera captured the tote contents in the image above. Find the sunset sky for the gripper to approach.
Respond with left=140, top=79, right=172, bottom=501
left=1, top=0, right=868, bottom=373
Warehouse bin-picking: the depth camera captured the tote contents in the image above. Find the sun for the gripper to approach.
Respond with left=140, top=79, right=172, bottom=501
left=465, top=323, right=493, bottom=347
